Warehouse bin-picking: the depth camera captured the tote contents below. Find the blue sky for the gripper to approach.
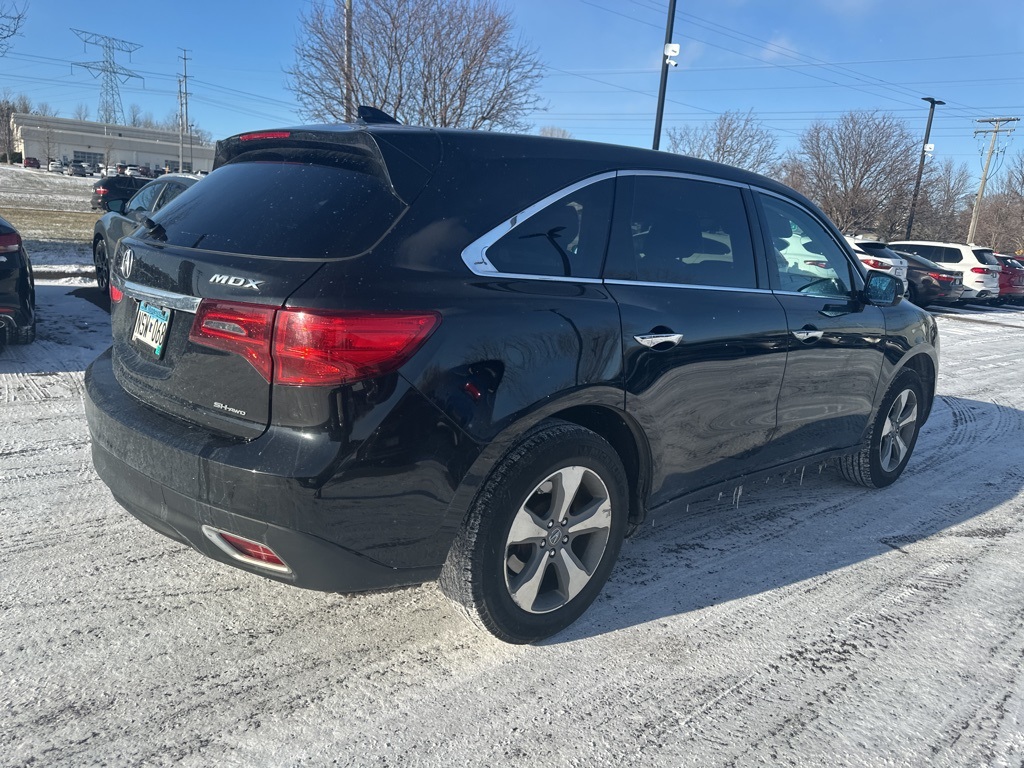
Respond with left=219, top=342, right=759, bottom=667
left=2, top=0, right=1022, bottom=181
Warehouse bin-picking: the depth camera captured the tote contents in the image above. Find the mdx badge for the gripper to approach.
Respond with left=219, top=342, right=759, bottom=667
left=210, top=274, right=264, bottom=290
left=121, top=247, right=134, bottom=278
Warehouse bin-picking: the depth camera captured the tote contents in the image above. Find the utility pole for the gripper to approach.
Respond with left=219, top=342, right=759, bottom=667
left=179, top=49, right=191, bottom=172
left=177, top=77, right=184, bottom=172
left=652, top=0, right=678, bottom=151
left=71, top=29, right=142, bottom=125
left=345, top=0, right=354, bottom=122
left=967, top=116, right=1019, bottom=243
left=905, top=97, right=944, bottom=239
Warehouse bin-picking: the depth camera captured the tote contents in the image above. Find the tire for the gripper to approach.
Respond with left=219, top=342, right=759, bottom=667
left=10, top=290, right=36, bottom=345
left=93, top=238, right=110, bottom=293
left=839, top=369, right=922, bottom=488
left=439, top=420, right=629, bottom=644
left=906, top=283, right=918, bottom=305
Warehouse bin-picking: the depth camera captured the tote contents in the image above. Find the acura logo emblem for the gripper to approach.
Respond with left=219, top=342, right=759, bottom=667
left=121, top=247, right=135, bottom=278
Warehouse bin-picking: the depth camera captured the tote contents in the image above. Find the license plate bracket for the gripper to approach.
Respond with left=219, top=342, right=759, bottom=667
left=131, top=300, right=171, bottom=358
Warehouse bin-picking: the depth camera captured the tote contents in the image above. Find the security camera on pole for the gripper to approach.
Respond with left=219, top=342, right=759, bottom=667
left=652, top=0, right=678, bottom=151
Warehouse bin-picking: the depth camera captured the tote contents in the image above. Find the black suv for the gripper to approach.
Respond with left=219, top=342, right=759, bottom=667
left=90, top=174, right=148, bottom=211
left=85, top=122, right=939, bottom=643
left=0, top=214, right=35, bottom=346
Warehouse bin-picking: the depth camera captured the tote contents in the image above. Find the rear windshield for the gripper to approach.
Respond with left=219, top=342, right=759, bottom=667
left=855, top=242, right=904, bottom=261
left=898, top=251, right=942, bottom=270
left=146, top=154, right=405, bottom=259
left=972, top=248, right=999, bottom=266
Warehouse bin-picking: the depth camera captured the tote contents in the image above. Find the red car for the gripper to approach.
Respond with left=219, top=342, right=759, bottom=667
left=22, top=157, right=40, bottom=169
left=994, top=255, right=1024, bottom=305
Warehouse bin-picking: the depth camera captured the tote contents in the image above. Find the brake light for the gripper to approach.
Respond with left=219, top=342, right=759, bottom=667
left=927, top=272, right=955, bottom=282
left=860, top=258, right=892, bottom=270
left=970, top=267, right=990, bottom=274
left=188, top=301, right=439, bottom=386
left=0, top=232, right=20, bottom=253
left=189, top=300, right=276, bottom=380
left=217, top=531, right=287, bottom=568
left=109, top=284, right=123, bottom=303
left=95, top=187, right=108, bottom=196
left=273, top=310, right=440, bottom=385
left=239, top=131, right=291, bottom=142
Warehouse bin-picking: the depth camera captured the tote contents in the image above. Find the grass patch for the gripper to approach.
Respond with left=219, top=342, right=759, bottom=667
left=0, top=207, right=99, bottom=242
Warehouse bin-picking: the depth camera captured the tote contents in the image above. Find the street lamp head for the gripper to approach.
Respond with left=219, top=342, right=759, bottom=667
left=922, top=97, right=946, bottom=106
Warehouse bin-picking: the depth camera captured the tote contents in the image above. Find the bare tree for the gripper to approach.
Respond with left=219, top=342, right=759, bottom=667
left=0, top=1, right=26, bottom=56
left=33, top=101, right=57, bottom=117
left=786, top=110, right=917, bottom=238
left=0, top=89, right=31, bottom=163
left=538, top=126, right=572, bottom=139
left=666, top=110, right=780, bottom=176
left=968, top=153, right=1024, bottom=253
left=127, top=103, right=144, bottom=127
left=289, top=0, right=544, bottom=131
left=73, top=102, right=91, bottom=121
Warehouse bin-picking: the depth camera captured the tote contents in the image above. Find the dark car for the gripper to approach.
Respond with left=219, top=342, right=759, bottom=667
left=0, top=215, right=36, bottom=346
left=22, top=157, right=40, bottom=169
left=90, top=174, right=149, bottom=212
left=993, top=254, right=1024, bottom=305
left=896, top=250, right=965, bottom=307
left=91, top=174, right=200, bottom=291
left=84, top=120, right=939, bottom=643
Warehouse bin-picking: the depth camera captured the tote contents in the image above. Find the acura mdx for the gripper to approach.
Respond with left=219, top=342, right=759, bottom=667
left=85, top=117, right=939, bottom=643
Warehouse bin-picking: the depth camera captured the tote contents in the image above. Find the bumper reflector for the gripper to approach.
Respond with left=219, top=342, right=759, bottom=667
left=201, top=525, right=292, bottom=574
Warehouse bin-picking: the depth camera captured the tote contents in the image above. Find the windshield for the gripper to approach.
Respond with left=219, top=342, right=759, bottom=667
left=856, top=242, right=905, bottom=262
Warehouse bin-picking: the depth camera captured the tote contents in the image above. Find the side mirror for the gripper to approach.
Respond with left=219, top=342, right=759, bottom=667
left=863, top=271, right=903, bottom=306
left=106, top=198, right=126, bottom=214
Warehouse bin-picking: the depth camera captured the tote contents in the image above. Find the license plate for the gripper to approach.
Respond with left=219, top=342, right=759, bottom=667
left=131, top=301, right=171, bottom=358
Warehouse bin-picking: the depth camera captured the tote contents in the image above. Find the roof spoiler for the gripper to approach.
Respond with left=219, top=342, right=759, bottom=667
left=357, top=106, right=401, bottom=125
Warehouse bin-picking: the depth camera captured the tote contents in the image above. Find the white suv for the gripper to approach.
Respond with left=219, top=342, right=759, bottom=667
left=845, top=237, right=909, bottom=290
left=889, top=241, right=1001, bottom=303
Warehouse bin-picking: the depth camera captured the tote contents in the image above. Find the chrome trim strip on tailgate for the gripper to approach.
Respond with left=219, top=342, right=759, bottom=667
left=122, top=281, right=202, bottom=313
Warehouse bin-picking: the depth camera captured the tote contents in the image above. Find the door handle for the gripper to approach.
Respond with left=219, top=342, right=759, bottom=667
left=792, top=328, right=824, bottom=342
left=634, top=333, right=685, bottom=349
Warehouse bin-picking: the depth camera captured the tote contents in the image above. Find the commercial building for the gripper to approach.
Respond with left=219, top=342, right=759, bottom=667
left=10, top=113, right=213, bottom=173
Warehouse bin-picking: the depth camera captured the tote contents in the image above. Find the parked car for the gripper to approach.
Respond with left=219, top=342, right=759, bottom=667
left=92, top=174, right=200, bottom=291
left=125, top=166, right=142, bottom=177
left=844, top=237, right=909, bottom=290
left=47, top=161, right=63, bottom=173
left=90, top=174, right=149, bottom=211
left=0, top=214, right=36, bottom=346
left=993, top=254, right=1024, bottom=305
left=84, top=122, right=939, bottom=644
left=64, top=162, right=88, bottom=177
left=22, top=157, right=40, bottom=169
left=889, top=241, right=1001, bottom=303
left=894, top=250, right=965, bottom=307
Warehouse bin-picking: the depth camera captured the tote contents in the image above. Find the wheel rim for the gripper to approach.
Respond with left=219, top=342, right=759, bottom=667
left=94, top=241, right=109, bottom=290
left=879, top=388, right=918, bottom=473
left=503, top=465, right=613, bottom=615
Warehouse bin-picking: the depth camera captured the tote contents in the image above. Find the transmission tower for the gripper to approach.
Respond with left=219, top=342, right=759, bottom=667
left=71, top=29, right=142, bottom=125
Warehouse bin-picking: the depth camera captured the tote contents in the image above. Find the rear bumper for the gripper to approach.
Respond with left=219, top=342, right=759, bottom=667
left=91, top=437, right=439, bottom=592
left=84, top=348, right=477, bottom=591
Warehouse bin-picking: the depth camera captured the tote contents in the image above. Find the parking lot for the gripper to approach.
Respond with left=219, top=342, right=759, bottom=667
left=2, top=166, right=1024, bottom=766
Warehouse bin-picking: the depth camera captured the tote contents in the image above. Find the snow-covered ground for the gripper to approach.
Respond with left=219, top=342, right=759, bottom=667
left=3, top=284, right=1024, bottom=760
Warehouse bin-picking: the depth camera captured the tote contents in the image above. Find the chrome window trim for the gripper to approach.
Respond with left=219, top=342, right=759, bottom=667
left=122, top=281, right=202, bottom=313
left=604, top=279, right=771, bottom=295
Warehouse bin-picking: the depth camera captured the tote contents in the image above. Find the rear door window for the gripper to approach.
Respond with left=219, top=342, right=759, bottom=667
left=625, top=176, right=757, bottom=289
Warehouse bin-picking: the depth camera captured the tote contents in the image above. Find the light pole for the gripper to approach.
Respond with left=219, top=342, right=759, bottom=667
left=905, top=97, right=943, bottom=240
left=652, top=0, right=678, bottom=150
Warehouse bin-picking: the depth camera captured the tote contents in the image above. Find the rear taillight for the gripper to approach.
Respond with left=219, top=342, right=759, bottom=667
left=189, top=300, right=276, bottom=381
left=188, top=301, right=439, bottom=387
left=928, top=272, right=954, bottom=282
left=95, top=187, right=108, bottom=196
left=109, top=284, right=123, bottom=302
left=970, top=267, right=992, bottom=274
left=273, top=310, right=439, bottom=385
left=0, top=232, right=21, bottom=254
left=860, top=258, right=892, bottom=271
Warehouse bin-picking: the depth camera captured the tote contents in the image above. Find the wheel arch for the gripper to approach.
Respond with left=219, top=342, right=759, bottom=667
left=897, top=351, right=936, bottom=425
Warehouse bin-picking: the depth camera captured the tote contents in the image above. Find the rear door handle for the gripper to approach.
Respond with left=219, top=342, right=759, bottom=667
left=792, top=328, right=824, bottom=342
left=634, top=333, right=685, bottom=349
